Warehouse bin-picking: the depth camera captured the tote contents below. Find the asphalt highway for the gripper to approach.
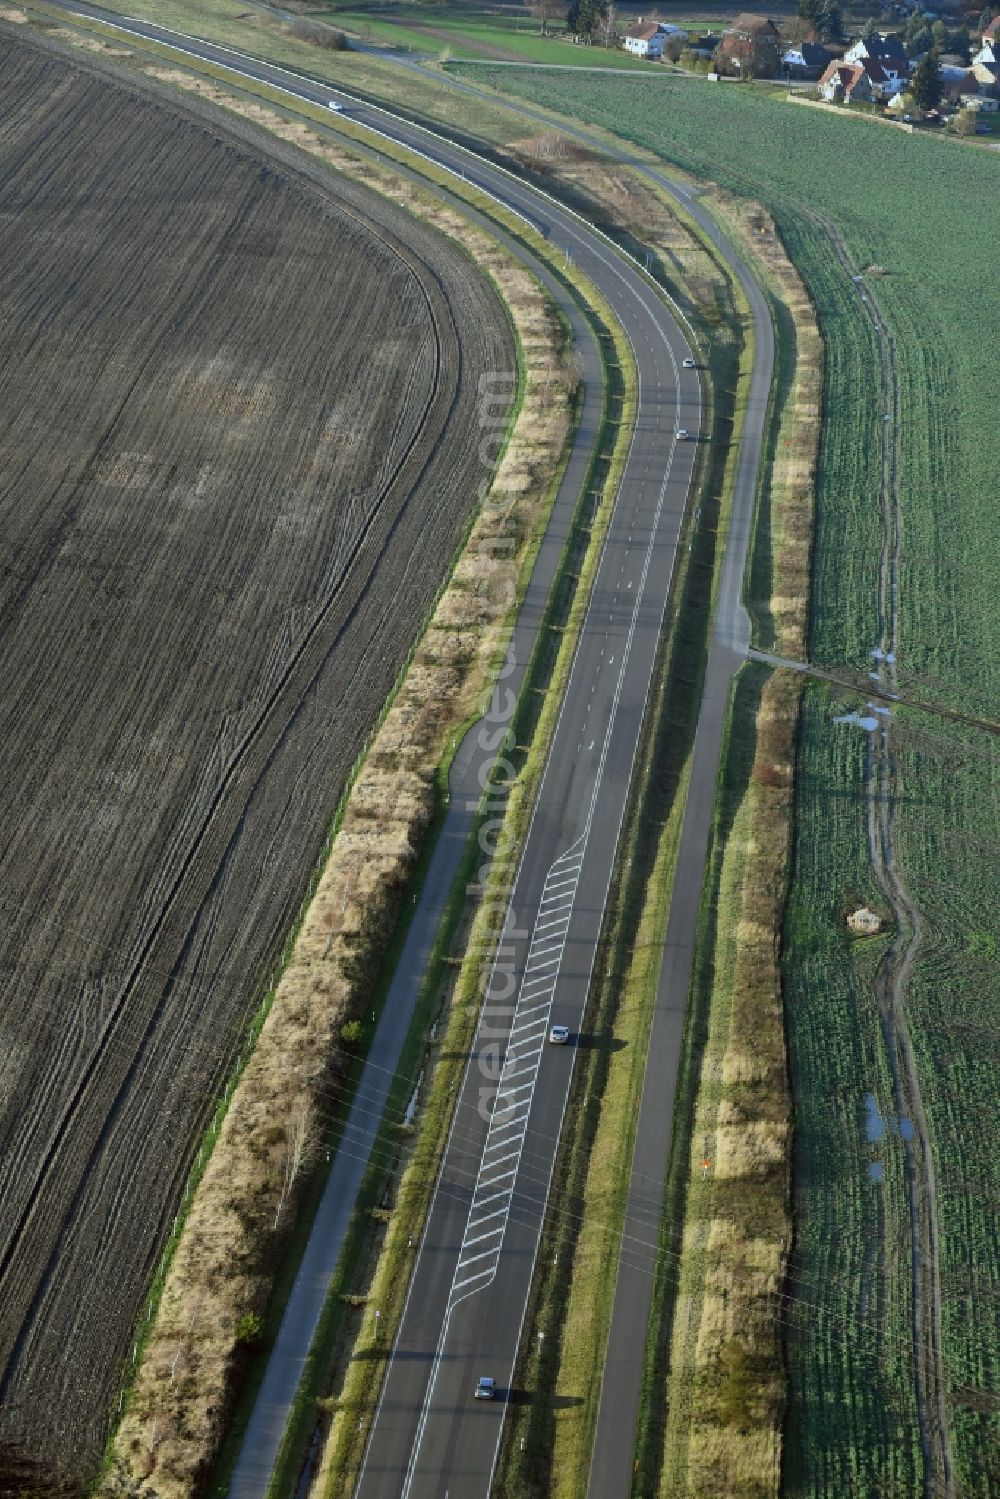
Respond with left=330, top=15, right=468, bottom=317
left=43, top=11, right=772, bottom=1493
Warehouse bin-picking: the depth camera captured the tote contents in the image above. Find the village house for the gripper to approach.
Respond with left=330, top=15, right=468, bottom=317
left=715, top=13, right=782, bottom=76
left=688, top=31, right=723, bottom=58
left=962, top=89, right=999, bottom=108
left=623, top=18, right=686, bottom=57
left=843, top=32, right=909, bottom=94
left=970, top=41, right=1000, bottom=93
left=781, top=40, right=832, bottom=78
left=817, top=59, right=877, bottom=101
left=938, top=62, right=980, bottom=100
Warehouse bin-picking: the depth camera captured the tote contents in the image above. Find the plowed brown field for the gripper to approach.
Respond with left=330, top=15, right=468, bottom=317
left=0, top=32, right=513, bottom=1490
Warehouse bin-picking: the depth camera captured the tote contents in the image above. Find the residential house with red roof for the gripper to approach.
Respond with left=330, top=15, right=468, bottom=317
left=817, top=59, right=878, bottom=101
left=715, top=13, right=782, bottom=76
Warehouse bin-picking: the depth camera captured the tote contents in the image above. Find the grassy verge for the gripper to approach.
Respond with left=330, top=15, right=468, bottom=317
left=491, top=183, right=753, bottom=1499
left=631, top=201, right=820, bottom=1498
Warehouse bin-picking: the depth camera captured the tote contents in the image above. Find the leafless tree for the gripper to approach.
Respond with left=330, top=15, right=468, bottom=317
left=272, top=1099, right=318, bottom=1230
left=527, top=0, right=557, bottom=35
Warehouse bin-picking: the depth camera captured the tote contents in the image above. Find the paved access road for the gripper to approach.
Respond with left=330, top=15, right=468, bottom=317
left=42, top=9, right=770, bottom=1493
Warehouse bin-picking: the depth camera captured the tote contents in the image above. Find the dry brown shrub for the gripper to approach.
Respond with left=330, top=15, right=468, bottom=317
left=675, top=668, right=810, bottom=1497
left=715, top=195, right=820, bottom=660
left=715, top=1120, right=788, bottom=1179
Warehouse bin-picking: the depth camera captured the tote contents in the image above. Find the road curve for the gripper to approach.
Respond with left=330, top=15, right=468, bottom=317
left=42, top=10, right=771, bottom=1493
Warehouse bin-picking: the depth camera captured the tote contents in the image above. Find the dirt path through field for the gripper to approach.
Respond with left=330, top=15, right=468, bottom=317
left=816, top=212, right=954, bottom=1499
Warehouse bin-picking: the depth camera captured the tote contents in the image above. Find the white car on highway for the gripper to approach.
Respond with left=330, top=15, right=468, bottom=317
left=549, top=1025, right=570, bottom=1045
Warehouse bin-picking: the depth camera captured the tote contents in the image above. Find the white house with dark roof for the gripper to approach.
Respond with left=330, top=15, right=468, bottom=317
left=623, top=18, right=686, bottom=56
left=843, top=33, right=909, bottom=93
left=782, top=41, right=833, bottom=76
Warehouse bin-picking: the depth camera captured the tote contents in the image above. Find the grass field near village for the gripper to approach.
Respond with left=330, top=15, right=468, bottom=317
left=469, top=66, right=1000, bottom=1493
left=326, top=5, right=657, bottom=66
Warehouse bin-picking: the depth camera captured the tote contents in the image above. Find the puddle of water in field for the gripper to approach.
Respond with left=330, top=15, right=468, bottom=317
left=835, top=712, right=880, bottom=732
left=868, top=1161, right=885, bottom=1182
left=898, top=1116, right=915, bottom=1141
left=865, top=1092, right=886, bottom=1142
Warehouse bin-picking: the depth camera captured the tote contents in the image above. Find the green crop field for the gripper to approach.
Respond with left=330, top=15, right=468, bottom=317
left=323, top=4, right=656, bottom=67
left=465, top=69, right=1000, bottom=1493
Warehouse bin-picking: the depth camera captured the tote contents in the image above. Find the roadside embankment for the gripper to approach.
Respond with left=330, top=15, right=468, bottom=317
left=651, top=195, right=820, bottom=1497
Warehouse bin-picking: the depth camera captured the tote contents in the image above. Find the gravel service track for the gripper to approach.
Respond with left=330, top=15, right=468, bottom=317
left=0, top=32, right=514, bottom=1488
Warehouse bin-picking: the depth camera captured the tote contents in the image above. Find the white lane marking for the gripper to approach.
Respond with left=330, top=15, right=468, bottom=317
left=496, top=1080, right=536, bottom=1101
left=451, top=1269, right=493, bottom=1296
left=458, top=1245, right=505, bottom=1272
left=501, top=1062, right=542, bottom=1088
left=524, top=955, right=562, bottom=977
left=518, top=978, right=556, bottom=999
left=510, top=1019, right=550, bottom=1041
left=503, top=1043, right=545, bottom=1070
left=527, top=938, right=565, bottom=959
left=510, top=1001, right=550, bottom=1021
left=479, top=1148, right=520, bottom=1172
left=466, top=1206, right=507, bottom=1232
left=490, top=1096, right=529, bottom=1119
left=503, top=1040, right=546, bottom=1065
left=469, top=1188, right=511, bottom=1213
left=462, top=1224, right=506, bottom=1249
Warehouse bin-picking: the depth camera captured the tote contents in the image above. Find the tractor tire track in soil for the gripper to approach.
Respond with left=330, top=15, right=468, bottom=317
left=817, top=213, right=954, bottom=1498
left=0, top=29, right=515, bottom=1488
